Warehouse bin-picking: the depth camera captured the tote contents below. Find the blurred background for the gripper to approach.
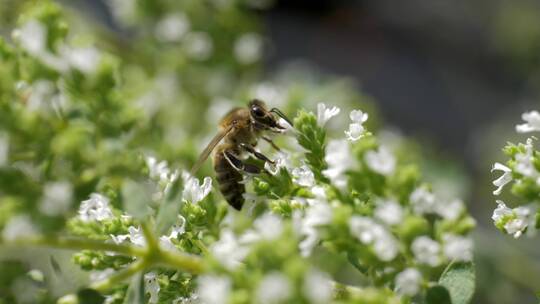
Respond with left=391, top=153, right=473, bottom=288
left=3, top=0, right=540, bottom=303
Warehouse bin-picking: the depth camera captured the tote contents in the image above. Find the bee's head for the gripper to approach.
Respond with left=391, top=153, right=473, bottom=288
left=248, top=99, right=292, bottom=131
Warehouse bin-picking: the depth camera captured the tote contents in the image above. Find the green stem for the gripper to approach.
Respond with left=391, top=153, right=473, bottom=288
left=91, top=259, right=147, bottom=292
left=141, top=221, right=159, bottom=252
left=0, top=235, right=145, bottom=257
left=192, top=239, right=209, bottom=256
left=155, top=248, right=206, bottom=274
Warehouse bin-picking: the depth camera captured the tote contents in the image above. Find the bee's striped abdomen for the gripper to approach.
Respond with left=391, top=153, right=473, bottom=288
left=214, top=151, right=245, bottom=210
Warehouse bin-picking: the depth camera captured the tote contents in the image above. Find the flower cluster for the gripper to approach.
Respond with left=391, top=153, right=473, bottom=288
left=490, top=110, right=540, bottom=238
left=0, top=1, right=477, bottom=304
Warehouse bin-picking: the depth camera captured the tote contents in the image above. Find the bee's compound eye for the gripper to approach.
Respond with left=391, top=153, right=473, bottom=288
left=251, top=106, right=265, bottom=117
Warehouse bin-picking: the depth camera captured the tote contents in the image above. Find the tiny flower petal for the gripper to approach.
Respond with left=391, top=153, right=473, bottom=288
left=364, top=147, right=396, bottom=176
left=211, top=229, right=250, bottom=269
left=234, top=33, right=263, bottom=65
left=323, top=139, right=354, bottom=189
left=256, top=272, right=292, bottom=304
left=349, top=216, right=398, bottom=261
left=303, top=269, right=333, bottom=304
left=196, top=275, right=231, bottom=304
left=516, top=111, right=540, bottom=133
left=443, top=234, right=473, bottom=261
left=154, top=13, right=190, bottom=42
left=395, top=268, right=422, bottom=296
left=374, top=200, right=403, bottom=226
left=39, top=181, right=73, bottom=216
left=349, top=109, right=368, bottom=123
left=2, top=215, right=40, bottom=241
left=411, top=236, right=441, bottom=266
left=344, top=123, right=365, bottom=141
left=292, top=165, right=315, bottom=187
left=491, top=162, right=512, bottom=195
left=317, top=103, right=340, bottom=127
left=78, top=193, right=113, bottom=222
left=410, top=187, right=437, bottom=215
left=182, top=172, right=212, bottom=203
left=144, top=272, right=160, bottom=304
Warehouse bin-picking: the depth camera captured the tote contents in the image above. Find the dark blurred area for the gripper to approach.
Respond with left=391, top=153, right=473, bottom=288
left=266, top=0, right=529, bottom=162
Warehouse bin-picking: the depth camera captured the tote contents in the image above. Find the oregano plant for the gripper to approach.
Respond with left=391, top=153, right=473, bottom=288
left=0, top=1, right=479, bottom=304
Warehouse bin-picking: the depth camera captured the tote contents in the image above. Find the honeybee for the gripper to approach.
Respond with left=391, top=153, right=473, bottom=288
left=190, top=99, right=292, bottom=210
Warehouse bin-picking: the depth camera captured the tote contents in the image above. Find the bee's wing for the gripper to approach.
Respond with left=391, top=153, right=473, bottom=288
left=190, top=125, right=234, bottom=175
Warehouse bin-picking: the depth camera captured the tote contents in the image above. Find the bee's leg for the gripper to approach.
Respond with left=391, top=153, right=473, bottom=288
left=223, top=151, right=262, bottom=175
left=239, top=143, right=275, bottom=164
left=262, top=136, right=281, bottom=151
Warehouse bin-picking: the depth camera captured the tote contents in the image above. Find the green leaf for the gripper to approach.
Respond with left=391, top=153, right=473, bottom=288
left=155, top=177, right=183, bottom=235
left=439, top=261, right=476, bottom=304
left=123, top=272, right=145, bottom=304
left=426, top=285, right=452, bottom=304
left=122, top=179, right=153, bottom=220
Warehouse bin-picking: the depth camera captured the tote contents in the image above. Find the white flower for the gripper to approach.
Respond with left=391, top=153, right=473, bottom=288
left=0, top=133, right=8, bottom=166
left=296, top=203, right=333, bottom=257
left=172, top=294, right=199, bottom=304
left=443, top=234, right=473, bottom=261
left=504, top=215, right=528, bottom=238
left=256, top=272, right=292, bottom=304
left=26, top=80, right=55, bottom=112
left=144, top=272, right=160, bottom=304
left=491, top=162, right=512, bottom=195
left=14, top=20, right=46, bottom=55
left=436, top=199, right=464, bottom=221
left=345, top=123, right=366, bottom=141
left=155, top=13, right=190, bottom=42
left=159, top=216, right=186, bottom=250
left=515, top=138, right=538, bottom=178
left=345, top=110, right=369, bottom=141
left=303, top=269, right=333, bottom=304
left=61, top=46, right=101, bottom=74
left=494, top=200, right=538, bottom=237
left=146, top=156, right=171, bottom=182
left=182, top=172, right=212, bottom=203
left=349, top=109, right=369, bottom=124
left=410, top=187, right=437, bottom=215
left=322, top=139, right=354, bottom=189
left=196, top=275, right=231, bottom=304
left=184, top=32, right=213, bottom=61
left=516, top=111, right=540, bottom=133
left=411, top=236, right=441, bottom=266
left=39, top=181, right=73, bottom=216
left=374, top=200, right=403, bottom=226
left=395, top=268, right=422, bottom=296
left=492, top=200, right=513, bottom=223
left=495, top=203, right=535, bottom=238
left=364, top=147, right=396, bottom=176
left=2, top=215, right=40, bottom=241
left=211, top=229, right=250, bottom=270
left=244, top=213, right=283, bottom=242
left=234, top=33, right=263, bottom=65
left=317, top=103, right=340, bottom=127
left=111, top=226, right=146, bottom=247
left=349, top=216, right=399, bottom=261
left=265, top=151, right=293, bottom=175
left=78, top=193, right=113, bottom=222
left=292, top=165, right=315, bottom=187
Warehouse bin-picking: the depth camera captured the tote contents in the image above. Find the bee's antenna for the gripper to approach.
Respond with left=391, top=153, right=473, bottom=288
left=270, top=108, right=293, bottom=127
